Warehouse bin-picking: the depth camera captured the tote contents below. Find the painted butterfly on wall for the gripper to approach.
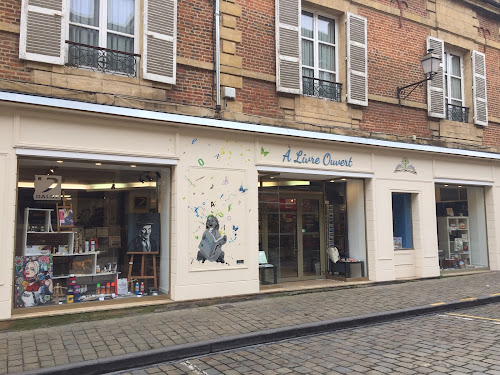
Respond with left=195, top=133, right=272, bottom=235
left=261, top=147, right=269, bottom=156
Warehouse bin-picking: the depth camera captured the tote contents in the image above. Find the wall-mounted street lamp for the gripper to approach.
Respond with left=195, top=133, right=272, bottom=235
left=396, top=49, right=441, bottom=106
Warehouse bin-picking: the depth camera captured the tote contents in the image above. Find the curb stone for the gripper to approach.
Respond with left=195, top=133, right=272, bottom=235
left=19, top=294, right=500, bottom=375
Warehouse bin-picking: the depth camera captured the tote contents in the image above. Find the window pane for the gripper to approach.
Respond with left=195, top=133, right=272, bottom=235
left=319, top=44, right=334, bottom=71
left=302, top=68, right=313, bottom=77
left=69, top=25, right=99, bottom=46
left=108, top=0, right=135, bottom=35
left=451, top=55, right=461, bottom=77
left=70, top=0, right=99, bottom=26
left=318, top=16, right=334, bottom=44
left=301, top=39, right=313, bottom=67
left=68, top=26, right=99, bottom=68
left=301, top=12, right=313, bottom=38
left=319, top=71, right=334, bottom=82
left=450, top=77, right=462, bottom=100
left=392, top=193, right=413, bottom=249
left=302, top=68, right=314, bottom=96
left=14, top=159, right=164, bottom=310
left=107, top=33, right=134, bottom=53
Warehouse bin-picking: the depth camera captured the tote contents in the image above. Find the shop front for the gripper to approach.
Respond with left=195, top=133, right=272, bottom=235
left=258, top=176, right=368, bottom=283
left=256, top=141, right=372, bottom=284
left=14, top=157, right=171, bottom=309
left=2, top=94, right=500, bottom=320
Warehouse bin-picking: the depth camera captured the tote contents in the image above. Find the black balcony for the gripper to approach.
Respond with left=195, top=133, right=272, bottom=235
left=66, top=41, right=140, bottom=78
left=446, top=103, right=469, bottom=123
left=303, top=76, right=342, bottom=102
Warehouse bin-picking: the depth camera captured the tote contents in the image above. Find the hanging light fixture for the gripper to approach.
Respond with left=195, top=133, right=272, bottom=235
left=396, top=49, right=441, bottom=106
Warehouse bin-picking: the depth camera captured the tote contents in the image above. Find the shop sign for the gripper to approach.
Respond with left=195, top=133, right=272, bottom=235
left=282, top=147, right=353, bottom=168
left=34, top=175, right=62, bottom=200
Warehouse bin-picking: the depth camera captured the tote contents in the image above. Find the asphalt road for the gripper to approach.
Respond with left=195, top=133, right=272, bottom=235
left=117, top=303, right=500, bottom=375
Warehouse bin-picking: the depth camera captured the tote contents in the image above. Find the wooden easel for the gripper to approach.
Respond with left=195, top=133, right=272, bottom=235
left=127, top=252, right=158, bottom=289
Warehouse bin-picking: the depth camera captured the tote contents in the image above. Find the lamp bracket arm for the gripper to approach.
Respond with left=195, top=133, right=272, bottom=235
left=396, top=73, right=435, bottom=106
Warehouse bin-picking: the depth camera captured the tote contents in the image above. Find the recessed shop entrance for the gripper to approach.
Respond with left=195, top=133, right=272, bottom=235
left=258, top=169, right=370, bottom=284
left=261, top=192, right=324, bottom=281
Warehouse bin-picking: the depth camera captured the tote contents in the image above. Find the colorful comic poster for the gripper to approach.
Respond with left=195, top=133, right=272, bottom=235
left=14, top=255, right=53, bottom=308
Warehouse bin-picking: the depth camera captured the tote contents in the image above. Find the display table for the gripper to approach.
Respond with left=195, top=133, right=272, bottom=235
left=331, top=260, right=364, bottom=278
left=259, top=263, right=278, bottom=285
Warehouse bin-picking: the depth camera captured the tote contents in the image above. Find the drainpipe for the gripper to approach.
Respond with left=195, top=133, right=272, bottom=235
left=215, top=0, right=221, bottom=112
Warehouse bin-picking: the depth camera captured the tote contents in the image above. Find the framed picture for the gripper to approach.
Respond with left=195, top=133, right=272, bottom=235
left=446, top=208, right=454, bottom=216
left=393, top=237, right=403, bottom=249
left=127, top=213, right=160, bottom=253
left=14, top=255, right=53, bottom=308
left=58, top=208, right=74, bottom=228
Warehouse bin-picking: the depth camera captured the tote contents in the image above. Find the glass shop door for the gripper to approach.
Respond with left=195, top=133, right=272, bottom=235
left=280, top=195, right=324, bottom=281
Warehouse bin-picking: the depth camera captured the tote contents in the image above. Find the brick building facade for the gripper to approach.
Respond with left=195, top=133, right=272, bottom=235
left=0, top=0, right=499, bottom=318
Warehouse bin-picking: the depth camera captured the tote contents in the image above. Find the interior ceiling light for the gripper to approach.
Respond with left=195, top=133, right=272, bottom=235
left=56, top=160, right=64, bottom=164
left=341, top=178, right=346, bottom=181
left=329, top=180, right=335, bottom=183
left=130, top=164, right=136, bottom=168
left=95, top=162, right=102, bottom=166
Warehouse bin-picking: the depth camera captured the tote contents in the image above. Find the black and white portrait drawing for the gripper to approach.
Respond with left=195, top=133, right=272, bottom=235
left=127, top=213, right=160, bottom=252
left=197, top=215, right=227, bottom=263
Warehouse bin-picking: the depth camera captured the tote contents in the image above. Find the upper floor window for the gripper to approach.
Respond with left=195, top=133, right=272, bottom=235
left=301, top=11, right=340, bottom=102
left=68, top=0, right=138, bottom=76
left=444, top=52, right=468, bottom=123
left=20, top=0, right=176, bottom=84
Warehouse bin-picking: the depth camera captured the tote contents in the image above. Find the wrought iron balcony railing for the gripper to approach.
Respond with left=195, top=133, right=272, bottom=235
left=66, top=41, right=140, bottom=78
left=446, top=103, right=469, bottom=123
left=303, top=76, right=342, bottom=102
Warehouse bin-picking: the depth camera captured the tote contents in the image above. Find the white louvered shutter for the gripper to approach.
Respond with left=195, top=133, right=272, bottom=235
left=346, top=13, right=368, bottom=106
left=19, top=0, right=66, bottom=65
left=426, top=36, right=445, bottom=118
left=472, top=50, right=488, bottom=126
left=275, top=0, right=301, bottom=94
left=143, top=0, right=176, bottom=84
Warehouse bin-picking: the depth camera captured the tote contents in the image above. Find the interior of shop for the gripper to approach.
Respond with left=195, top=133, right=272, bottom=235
left=258, top=175, right=367, bottom=284
left=14, top=158, right=167, bottom=310
left=435, top=184, right=489, bottom=271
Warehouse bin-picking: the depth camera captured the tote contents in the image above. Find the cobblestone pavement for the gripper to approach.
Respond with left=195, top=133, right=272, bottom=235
left=2, top=272, right=499, bottom=374
left=120, top=303, right=500, bottom=375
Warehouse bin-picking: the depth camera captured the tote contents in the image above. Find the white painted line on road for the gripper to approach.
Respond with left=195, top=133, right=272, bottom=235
left=180, top=360, right=210, bottom=375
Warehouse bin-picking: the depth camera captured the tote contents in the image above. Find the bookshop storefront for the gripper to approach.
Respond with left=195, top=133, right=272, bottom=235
left=256, top=141, right=373, bottom=284
left=2, top=92, right=500, bottom=320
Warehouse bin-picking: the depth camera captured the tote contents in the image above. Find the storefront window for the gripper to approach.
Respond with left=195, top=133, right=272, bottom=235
left=436, top=185, right=489, bottom=271
left=13, top=159, right=167, bottom=309
left=392, top=193, right=413, bottom=249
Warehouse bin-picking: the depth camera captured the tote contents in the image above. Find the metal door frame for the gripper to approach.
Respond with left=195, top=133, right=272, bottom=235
left=279, top=191, right=325, bottom=282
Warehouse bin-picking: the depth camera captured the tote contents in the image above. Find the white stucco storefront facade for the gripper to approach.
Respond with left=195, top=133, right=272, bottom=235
left=0, top=92, right=499, bottom=320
